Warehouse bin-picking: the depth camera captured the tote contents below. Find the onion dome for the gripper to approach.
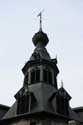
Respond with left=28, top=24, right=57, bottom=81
left=32, top=31, right=49, bottom=47
left=30, top=31, right=50, bottom=61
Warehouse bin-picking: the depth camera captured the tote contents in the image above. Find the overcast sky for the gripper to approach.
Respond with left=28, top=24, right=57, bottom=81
left=0, top=0, right=83, bottom=108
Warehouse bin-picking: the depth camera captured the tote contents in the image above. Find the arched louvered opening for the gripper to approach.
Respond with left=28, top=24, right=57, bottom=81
left=43, top=69, right=52, bottom=85
left=54, top=75, right=57, bottom=89
left=35, top=69, right=40, bottom=83
left=29, top=68, right=41, bottom=84
left=31, top=70, right=35, bottom=84
left=43, top=69, right=47, bottom=82
left=48, top=70, right=52, bottom=84
left=23, top=66, right=54, bottom=86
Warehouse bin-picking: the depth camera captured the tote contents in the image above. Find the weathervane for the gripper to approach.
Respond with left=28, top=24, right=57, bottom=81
left=37, top=10, right=45, bottom=31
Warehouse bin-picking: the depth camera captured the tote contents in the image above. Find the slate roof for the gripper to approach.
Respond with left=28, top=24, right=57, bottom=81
left=1, top=84, right=83, bottom=123
left=0, top=104, right=10, bottom=119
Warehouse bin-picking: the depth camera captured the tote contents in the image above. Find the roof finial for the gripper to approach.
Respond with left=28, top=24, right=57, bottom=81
left=37, top=10, right=45, bottom=31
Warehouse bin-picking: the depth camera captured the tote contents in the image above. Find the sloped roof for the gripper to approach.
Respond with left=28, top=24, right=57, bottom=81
left=1, top=84, right=83, bottom=123
left=0, top=104, right=10, bottom=120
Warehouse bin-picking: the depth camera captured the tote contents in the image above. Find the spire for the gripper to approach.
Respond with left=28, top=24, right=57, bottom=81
left=37, top=10, right=45, bottom=31
left=32, top=10, right=49, bottom=48
left=61, top=79, right=64, bottom=88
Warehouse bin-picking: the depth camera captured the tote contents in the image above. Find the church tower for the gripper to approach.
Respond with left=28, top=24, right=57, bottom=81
left=1, top=14, right=82, bottom=125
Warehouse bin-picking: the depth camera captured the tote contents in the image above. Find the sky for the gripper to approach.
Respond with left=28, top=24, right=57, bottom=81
left=0, top=0, right=83, bottom=108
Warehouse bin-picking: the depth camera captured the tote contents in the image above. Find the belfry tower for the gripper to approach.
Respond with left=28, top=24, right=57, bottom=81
left=1, top=14, right=83, bottom=125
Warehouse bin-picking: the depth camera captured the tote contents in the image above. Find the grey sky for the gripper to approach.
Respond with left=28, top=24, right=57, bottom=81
left=0, top=0, right=83, bottom=108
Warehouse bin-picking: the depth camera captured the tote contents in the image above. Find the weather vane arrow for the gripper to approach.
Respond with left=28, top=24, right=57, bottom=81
left=37, top=9, right=45, bottom=31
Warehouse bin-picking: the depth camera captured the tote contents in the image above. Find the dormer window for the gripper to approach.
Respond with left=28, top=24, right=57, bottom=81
left=16, top=89, right=36, bottom=115
left=17, top=90, right=30, bottom=114
left=56, top=93, right=69, bottom=115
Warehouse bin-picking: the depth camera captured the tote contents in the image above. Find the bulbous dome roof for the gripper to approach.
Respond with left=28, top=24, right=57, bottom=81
left=32, top=31, right=49, bottom=47
left=30, top=30, right=50, bottom=61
